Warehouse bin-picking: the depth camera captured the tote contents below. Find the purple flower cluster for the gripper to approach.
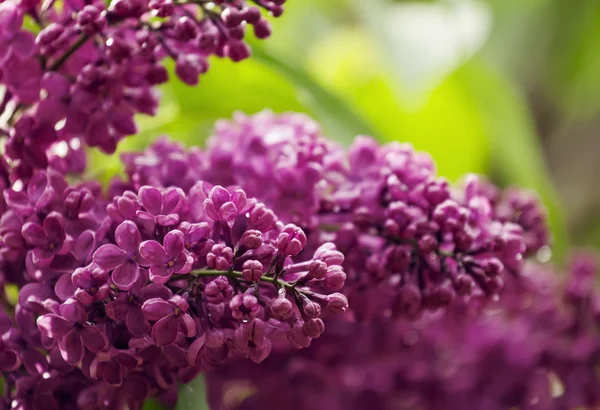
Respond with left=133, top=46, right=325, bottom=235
left=0, top=0, right=286, bottom=180
left=0, top=105, right=558, bottom=409
left=206, top=255, right=600, bottom=410
left=110, top=111, right=551, bottom=323
left=199, top=113, right=549, bottom=321
left=0, top=167, right=348, bottom=408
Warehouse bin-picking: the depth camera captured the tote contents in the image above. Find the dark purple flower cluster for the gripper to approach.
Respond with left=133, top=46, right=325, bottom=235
left=0, top=166, right=347, bottom=408
left=199, top=112, right=549, bottom=321
left=206, top=254, right=600, bottom=410
left=0, top=0, right=286, bottom=180
left=0, top=104, right=556, bottom=409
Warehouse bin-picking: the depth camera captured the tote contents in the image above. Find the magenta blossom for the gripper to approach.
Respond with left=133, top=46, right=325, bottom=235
left=139, top=230, right=193, bottom=284
left=141, top=294, right=196, bottom=346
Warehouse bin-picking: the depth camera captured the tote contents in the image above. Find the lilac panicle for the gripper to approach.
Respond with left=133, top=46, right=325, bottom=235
left=1, top=171, right=347, bottom=408
left=206, top=256, right=600, bottom=410
left=0, top=0, right=288, bottom=181
left=0, top=86, right=556, bottom=410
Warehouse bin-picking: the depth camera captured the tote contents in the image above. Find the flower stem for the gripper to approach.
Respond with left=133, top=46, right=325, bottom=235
left=188, top=269, right=307, bottom=294
left=49, top=34, right=90, bottom=71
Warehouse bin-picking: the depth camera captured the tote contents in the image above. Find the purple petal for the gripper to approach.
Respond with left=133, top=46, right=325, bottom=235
left=118, top=196, right=138, bottom=220
left=139, top=241, right=167, bottom=266
left=103, top=359, right=123, bottom=386
left=27, top=171, right=48, bottom=203
left=81, top=326, right=108, bottom=353
left=126, top=306, right=148, bottom=337
left=135, top=211, right=156, bottom=234
left=42, top=212, right=64, bottom=243
left=163, top=230, right=185, bottom=261
left=93, top=244, right=127, bottom=270
left=231, top=189, right=247, bottom=212
left=218, top=202, right=238, bottom=227
left=151, top=316, right=178, bottom=346
left=141, top=298, right=174, bottom=321
left=115, top=221, right=141, bottom=255
left=74, top=289, right=94, bottom=306
left=54, top=273, right=76, bottom=302
left=105, top=297, right=129, bottom=322
left=37, top=313, right=72, bottom=345
left=0, top=312, right=12, bottom=335
left=138, top=283, right=173, bottom=302
left=4, top=189, right=33, bottom=216
left=139, top=186, right=162, bottom=215
left=12, top=32, right=35, bottom=58
left=148, top=265, right=171, bottom=284
left=42, top=72, right=71, bottom=97
left=22, top=348, right=48, bottom=374
left=180, top=314, right=196, bottom=338
left=203, top=201, right=219, bottom=221
left=19, top=282, right=56, bottom=314
left=155, top=214, right=180, bottom=226
left=59, top=299, right=87, bottom=323
left=0, top=350, right=21, bottom=371
left=112, top=262, right=140, bottom=291
left=21, top=222, right=48, bottom=247
left=32, top=247, right=55, bottom=267
left=187, top=335, right=205, bottom=365
left=59, top=330, right=84, bottom=365
left=73, top=230, right=95, bottom=262
left=209, top=186, right=230, bottom=209
left=172, top=253, right=193, bottom=274
left=162, top=188, right=184, bottom=214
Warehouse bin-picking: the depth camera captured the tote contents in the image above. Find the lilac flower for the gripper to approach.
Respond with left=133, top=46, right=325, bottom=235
left=276, top=224, right=307, bottom=256
left=3, top=169, right=63, bottom=217
left=93, top=221, right=148, bottom=290
left=138, top=186, right=185, bottom=227
left=105, top=271, right=172, bottom=337
left=89, top=349, right=140, bottom=387
left=0, top=3, right=35, bottom=64
left=37, top=299, right=108, bottom=365
left=71, top=263, right=110, bottom=305
left=21, top=212, right=69, bottom=267
left=206, top=244, right=234, bottom=271
left=203, top=184, right=248, bottom=227
left=139, top=229, right=193, bottom=284
left=0, top=338, right=21, bottom=371
left=141, top=295, right=196, bottom=346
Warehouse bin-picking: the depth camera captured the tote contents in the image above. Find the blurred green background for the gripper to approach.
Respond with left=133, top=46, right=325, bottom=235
left=105, top=0, right=600, bottom=408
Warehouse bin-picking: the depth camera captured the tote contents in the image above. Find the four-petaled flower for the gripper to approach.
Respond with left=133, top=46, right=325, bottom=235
left=21, top=212, right=69, bottom=267
left=203, top=184, right=248, bottom=227
left=93, top=221, right=148, bottom=290
left=37, top=299, right=108, bottom=365
left=141, top=295, right=196, bottom=346
left=137, top=186, right=185, bottom=227
left=139, top=230, right=193, bottom=284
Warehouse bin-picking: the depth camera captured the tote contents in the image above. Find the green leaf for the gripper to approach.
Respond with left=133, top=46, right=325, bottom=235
left=177, top=376, right=209, bottom=410
left=304, top=26, right=490, bottom=180
left=251, top=45, right=381, bottom=144
left=143, top=399, right=165, bottom=410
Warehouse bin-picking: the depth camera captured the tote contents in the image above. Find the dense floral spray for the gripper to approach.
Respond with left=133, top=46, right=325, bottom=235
left=0, top=0, right=597, bottom=409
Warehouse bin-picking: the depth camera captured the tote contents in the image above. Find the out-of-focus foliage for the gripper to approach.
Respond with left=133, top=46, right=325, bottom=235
left=83, top=0, right=600, bottom=406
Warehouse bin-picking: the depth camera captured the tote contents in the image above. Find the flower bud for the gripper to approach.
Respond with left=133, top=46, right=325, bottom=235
left=240, top=230, right=263, bottom=250
left=303, top=318, right=325, bottom=339
left=307, top=260, right=327, bottom=280
left=302, top=300, right=321, bottom=319
left=324, top=266, right=346, bottom=291
left=241, top=260, right=263, bottom=282
left=270, top=296, right=293, bottom=320
left=326, top=293, right=348, bottom=314
left=276, top=224, right=306, bottom=256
